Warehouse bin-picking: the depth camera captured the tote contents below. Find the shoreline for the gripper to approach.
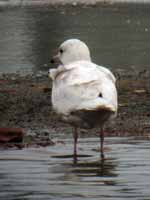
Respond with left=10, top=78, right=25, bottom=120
left=0, top=71, right=150, bottom=138
left=0, top=0, right=149, bottom=7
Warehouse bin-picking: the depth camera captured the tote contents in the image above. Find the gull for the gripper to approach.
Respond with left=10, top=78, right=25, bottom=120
left=49, top=39, right=118, bottom=162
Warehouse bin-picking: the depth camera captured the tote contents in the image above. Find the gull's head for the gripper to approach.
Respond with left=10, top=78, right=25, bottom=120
left=51, top=39, right=91, bottom=65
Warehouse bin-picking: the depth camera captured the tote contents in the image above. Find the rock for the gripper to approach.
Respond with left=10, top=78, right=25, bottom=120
left=0, top=79, right=7, bottom=84
left=43, top=87, right=51, bottom=93
left=0, top=89, right=17, bottom=94
left=0, top=128, right=24, bottom=143
left=72, top=2, right=77, bottom=6
left=133, top=89, right=147, bottom=94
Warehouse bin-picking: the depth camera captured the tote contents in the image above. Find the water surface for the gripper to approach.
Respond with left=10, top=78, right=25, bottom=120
left=0, top=4, right=150, bottom=73
left=0, top=136, right=150, bottom=200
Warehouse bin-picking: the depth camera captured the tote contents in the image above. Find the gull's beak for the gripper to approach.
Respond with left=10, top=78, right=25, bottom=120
left=50, top=49, right=61, bottom=65
left=50, top=54, right=60, bottom=64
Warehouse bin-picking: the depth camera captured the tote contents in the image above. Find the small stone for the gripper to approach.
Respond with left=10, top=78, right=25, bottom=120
left=0, top=89, right=17, bottom=94
left=134, top=89, right=146, bottom=94
left=72, top=2, right=77, bottom=6
left=43, top=87, right=51, bottom=93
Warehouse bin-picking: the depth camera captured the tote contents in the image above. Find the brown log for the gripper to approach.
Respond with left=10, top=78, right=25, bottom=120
left=0, top=128, right=24, bottom=143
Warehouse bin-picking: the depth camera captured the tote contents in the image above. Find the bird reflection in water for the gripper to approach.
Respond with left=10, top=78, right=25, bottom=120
left=71, top=158, right=118, bottom=179
left=53, top=155, right=118, bottom=185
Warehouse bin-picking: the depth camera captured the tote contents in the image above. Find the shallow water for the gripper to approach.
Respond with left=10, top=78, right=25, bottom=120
left=0, top=4, right=150, bottom=73
left=0, top=136, right=150, bottom=200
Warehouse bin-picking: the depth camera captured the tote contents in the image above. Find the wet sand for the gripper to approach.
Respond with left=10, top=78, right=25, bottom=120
left=0, top=70, right=150, bottom=139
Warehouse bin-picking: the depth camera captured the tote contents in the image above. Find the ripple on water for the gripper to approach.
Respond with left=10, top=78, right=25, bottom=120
left=0, top=137, right=150, bottom=200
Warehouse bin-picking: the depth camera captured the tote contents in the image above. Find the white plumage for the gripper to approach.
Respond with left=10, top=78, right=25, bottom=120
left=49, top=39, right=118, bottom=161
left=50, top=60, right=117, bottom=115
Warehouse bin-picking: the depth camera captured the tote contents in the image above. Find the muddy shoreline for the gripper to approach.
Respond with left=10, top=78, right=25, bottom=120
left=0, top=69, right=150, bottom=141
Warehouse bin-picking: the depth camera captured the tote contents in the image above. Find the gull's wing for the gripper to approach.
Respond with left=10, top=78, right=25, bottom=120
left=97, top=65, right=116, bottom=83
left=50, top=61, right=117, bottom=114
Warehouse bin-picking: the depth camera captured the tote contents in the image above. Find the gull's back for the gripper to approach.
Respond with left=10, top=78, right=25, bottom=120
left=51, top=60, right=117, bottom=128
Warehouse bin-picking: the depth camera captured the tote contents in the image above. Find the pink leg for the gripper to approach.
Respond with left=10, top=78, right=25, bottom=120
left=73, top=127, right=78, bottom=163
left=100, top=127, right=105, bottom=160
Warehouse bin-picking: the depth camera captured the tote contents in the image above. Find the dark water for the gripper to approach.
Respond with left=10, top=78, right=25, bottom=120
left=0, top=4, right=150, bottom=73
left=0, top=136, right=150, bottom=200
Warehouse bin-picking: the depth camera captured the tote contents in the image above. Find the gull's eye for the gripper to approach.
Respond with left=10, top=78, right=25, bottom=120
left=59, top=49, right=63, bottom=54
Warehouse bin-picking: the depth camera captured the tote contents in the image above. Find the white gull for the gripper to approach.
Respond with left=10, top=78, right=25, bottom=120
left=49, top=39, right=118, bottom=162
